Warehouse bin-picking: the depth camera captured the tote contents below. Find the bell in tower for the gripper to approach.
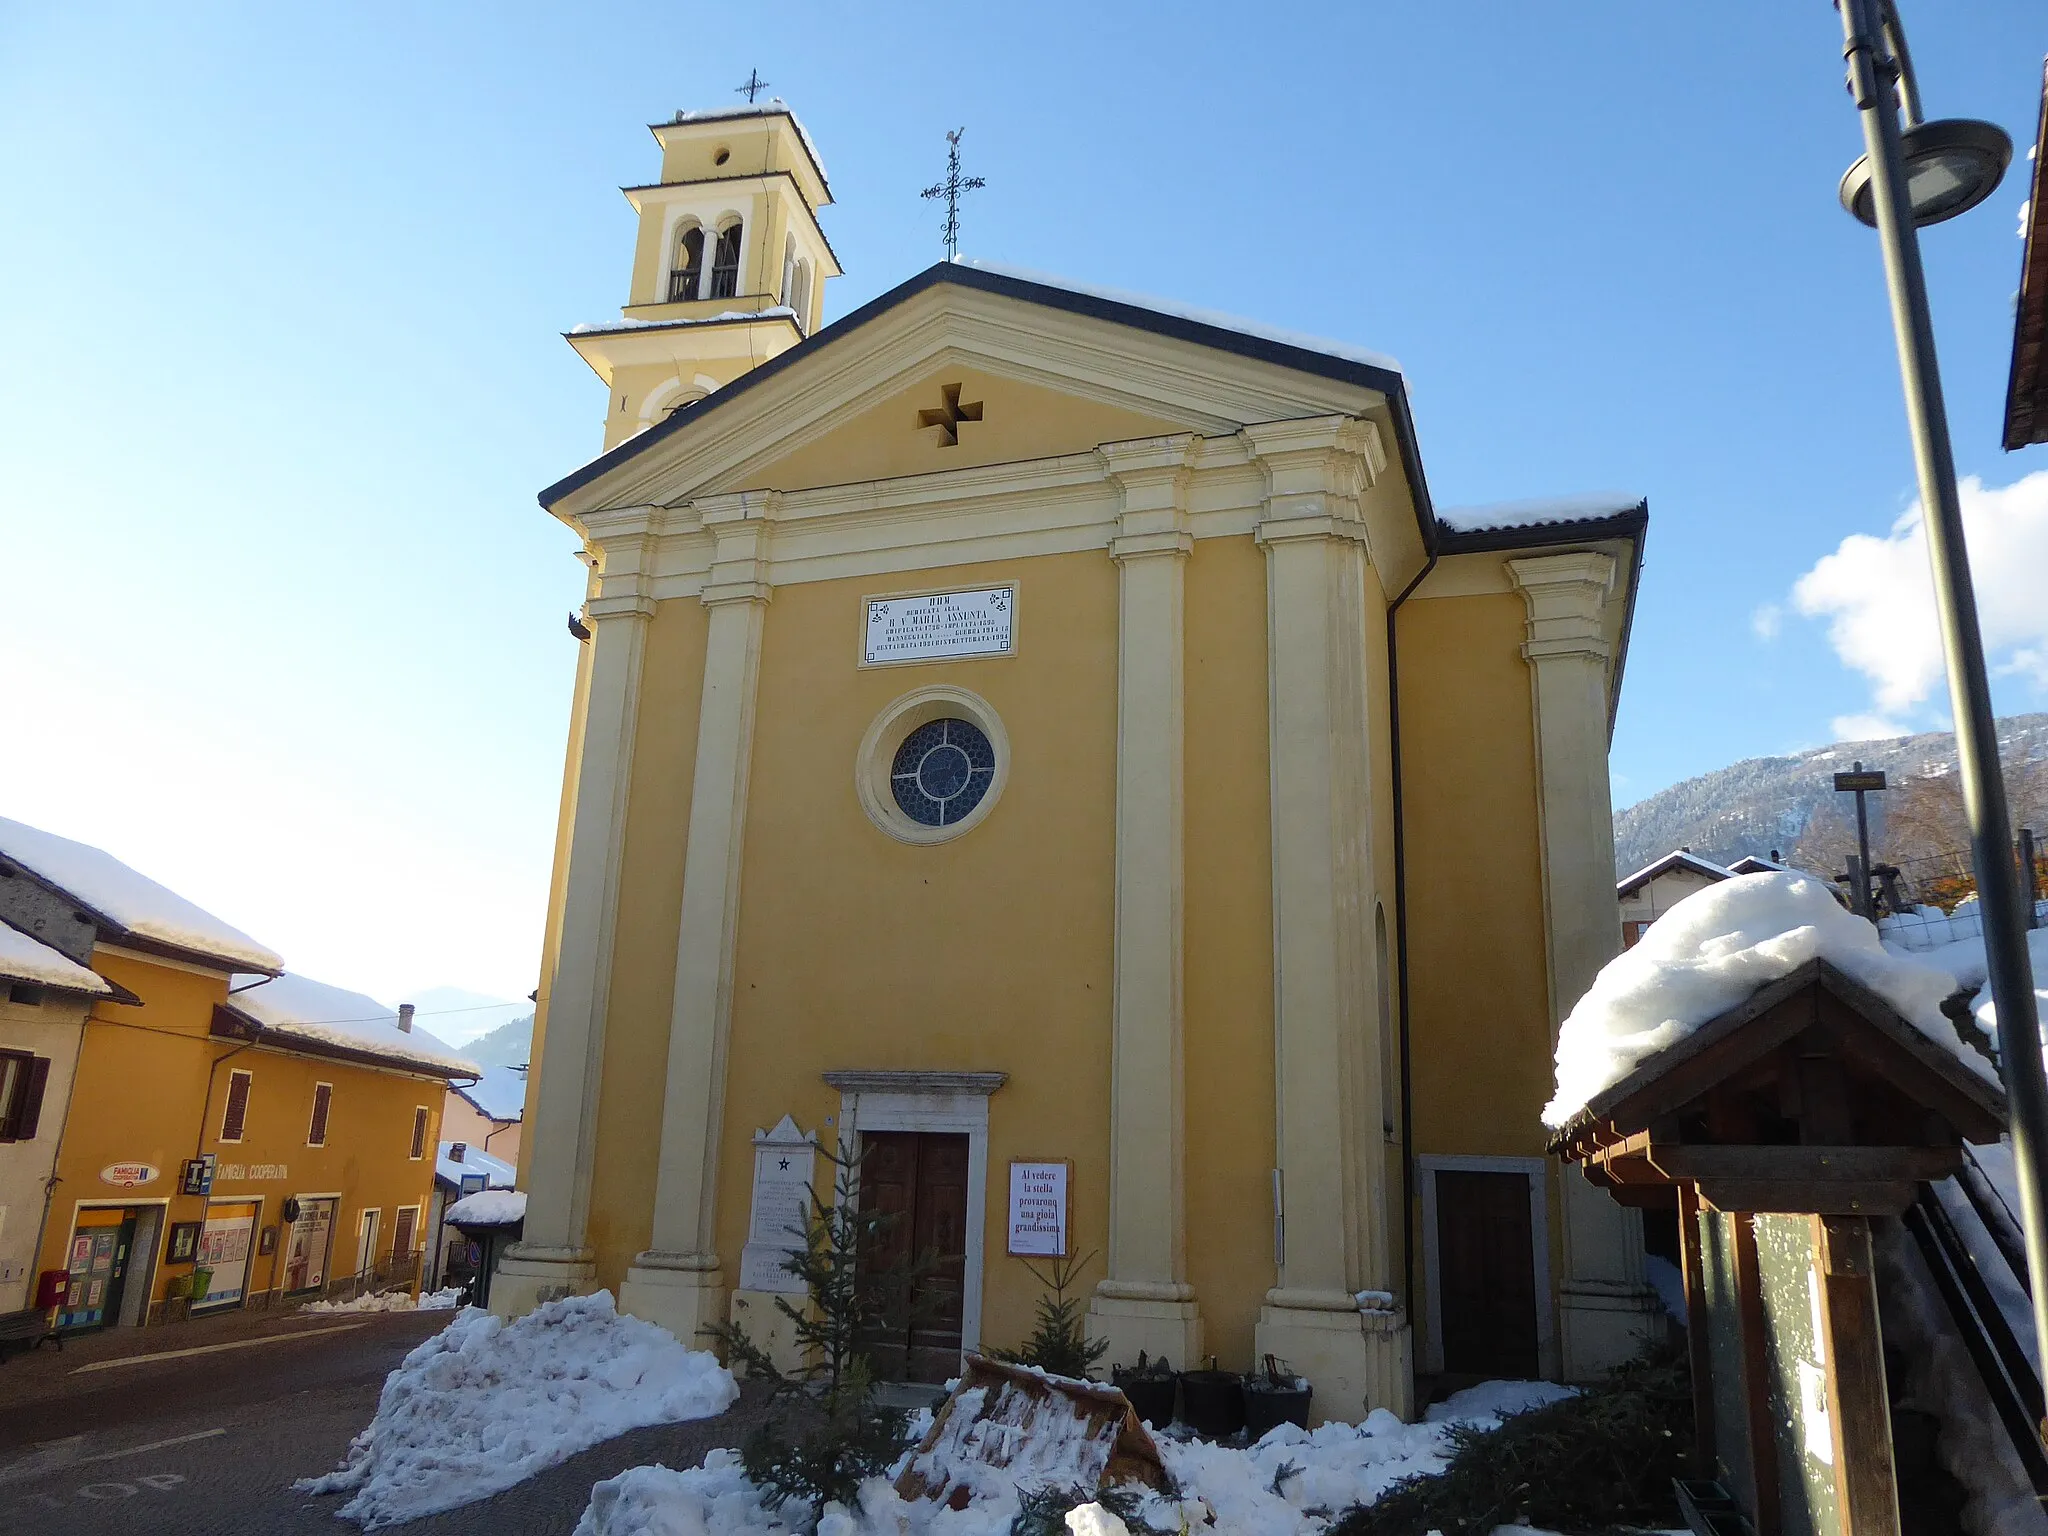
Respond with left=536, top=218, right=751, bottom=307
left=567, top=95, right=840, bottom=448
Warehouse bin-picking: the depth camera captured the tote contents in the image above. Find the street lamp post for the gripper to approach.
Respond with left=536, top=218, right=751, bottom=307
left=1834, top=0, right=2048, bottom=1442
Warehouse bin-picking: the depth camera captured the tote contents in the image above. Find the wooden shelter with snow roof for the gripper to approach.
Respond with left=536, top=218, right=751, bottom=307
left=1553, top=957, right=2007, bottom=1536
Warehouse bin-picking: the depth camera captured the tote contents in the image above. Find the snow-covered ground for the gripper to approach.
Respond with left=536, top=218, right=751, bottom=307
left=300, top=1287, right=464, bottom=1315
left=296, top=1292, right=736, bottom=1528
left=574, top=1379, right=1577, bottom=1536
left=1545, top=870, right=1990, bottom=1126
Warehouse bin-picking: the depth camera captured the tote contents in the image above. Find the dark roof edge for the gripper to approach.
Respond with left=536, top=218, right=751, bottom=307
left=2002, top=56, right=2048, bottom=451
left=540, top=262, right=1432, bottom=544
left=566, top=310, right=803, bottom=341
left=212, top=1004, right=475, bottom=1083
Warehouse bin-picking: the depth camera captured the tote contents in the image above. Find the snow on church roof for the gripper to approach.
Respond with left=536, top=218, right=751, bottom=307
left=956, top=258, right=1404, bottom=376
left=0, top=815, right=283, bottom=973
left=0, top=921, right=110, bottom=994
left=224, top=972, right=479, bottom=1078
left=1436, top=493, right=1648, bottom=535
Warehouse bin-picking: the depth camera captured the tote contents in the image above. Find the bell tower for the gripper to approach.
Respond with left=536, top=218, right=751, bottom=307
left=568, top=99, right=841, bottom=449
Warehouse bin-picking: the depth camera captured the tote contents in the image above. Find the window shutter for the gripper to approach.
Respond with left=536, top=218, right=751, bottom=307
left=14, top=1057, right=49, bottom=1142
left=221, top=1069, right=252, bottom=1142
left=393, top=1206, right=419, bottom=1259
left=409, top=1106, right=428, bottom=1160
left=308, top=1084, right=332, bottom=1147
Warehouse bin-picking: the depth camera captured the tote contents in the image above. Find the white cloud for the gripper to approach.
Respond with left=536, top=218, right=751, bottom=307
left=1792, top=469, right=2048, bottom=725
left=1751, top=603, right=1783, bottom=641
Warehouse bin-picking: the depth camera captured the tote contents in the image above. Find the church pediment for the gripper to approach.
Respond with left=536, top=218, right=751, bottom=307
left=541, top=261, right=1425, bottom=526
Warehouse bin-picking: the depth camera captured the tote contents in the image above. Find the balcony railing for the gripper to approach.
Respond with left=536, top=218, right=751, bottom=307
left=667, top=269, right=700, bottom=303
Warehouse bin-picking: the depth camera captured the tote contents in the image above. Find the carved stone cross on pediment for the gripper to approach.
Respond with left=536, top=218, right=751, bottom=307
left=917, top=382, right=984, bottom=446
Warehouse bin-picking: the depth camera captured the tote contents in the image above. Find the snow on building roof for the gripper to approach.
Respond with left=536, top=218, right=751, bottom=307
left=436, top=1140, right=517, bottom=1192
left=0, top=921, right=110, bottom=994
left=0, top=815, right=282, bottom=973
left=956, top=258, right=1404, bottom=376
left=1435, top=493, right=1647, bottom=535
left=445, top=1187, right=526, bottom=1227
left=223, top=972, right=479, bottom=1078
left=568, top=306, right=797, bottom=337
left=1545, top=870, right=1993, bottom=1127
left=657, top=98, right=831, bottom=191
left=455, top=1064, right=527, bottom=1123
left=1616, top=848, right=1735, bottom=898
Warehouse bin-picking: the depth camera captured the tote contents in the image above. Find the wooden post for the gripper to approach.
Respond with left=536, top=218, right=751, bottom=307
left=1677, top=1182, right=1715, bottom=1472
left=1733, top=1215, right=1782, bottom=1536
left=1818, top=1216, right=1901, bottom=1536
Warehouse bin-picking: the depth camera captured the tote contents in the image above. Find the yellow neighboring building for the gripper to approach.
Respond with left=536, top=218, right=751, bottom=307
left=0, top=817, right=476, bottom=1328
left=500, top=100, right=1658, bottom=1420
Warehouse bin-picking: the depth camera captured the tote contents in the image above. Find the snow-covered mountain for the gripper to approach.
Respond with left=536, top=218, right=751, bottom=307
left=1612, top=714, right=2048, bottom=877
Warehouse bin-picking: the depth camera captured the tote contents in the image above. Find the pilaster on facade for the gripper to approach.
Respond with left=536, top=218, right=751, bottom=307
left=1245, top=415, right=1408, bottom=1421
left=620, top=492, right=773, bottom=1344
left=494, top=553, right=655, bottom=1318
left=1090, top=433, right=1203, bottom=1369
left=1506, top=550, right=1659, bottom=1379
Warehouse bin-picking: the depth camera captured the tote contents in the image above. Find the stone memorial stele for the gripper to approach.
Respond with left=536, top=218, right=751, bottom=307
left=738, top=1114, right=818, bottom=1294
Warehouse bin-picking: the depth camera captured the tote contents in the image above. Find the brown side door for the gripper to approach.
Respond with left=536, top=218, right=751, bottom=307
left=858, top=1130, right=970, bottom=1383
left=1435, top=1168, right=1540, bottom=1378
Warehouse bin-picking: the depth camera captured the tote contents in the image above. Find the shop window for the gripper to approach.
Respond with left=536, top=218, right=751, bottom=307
left=0, top=1050, right=49, bottom=1142
left=409, top=1105, right=429, bottom=1160
left=307, top=1082, right=333, bottom=1147
left=220, top=1067, right=253, bottom=1143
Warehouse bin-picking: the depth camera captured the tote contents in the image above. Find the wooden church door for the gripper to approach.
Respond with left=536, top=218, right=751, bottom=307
left=859, top=1130, right=969, bottom=1382
left=1435, top=1168, right=1540, bottom=1379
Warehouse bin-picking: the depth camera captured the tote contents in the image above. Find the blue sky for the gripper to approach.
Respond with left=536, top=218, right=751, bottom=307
left=2, top=3, right=2044, bottom=1018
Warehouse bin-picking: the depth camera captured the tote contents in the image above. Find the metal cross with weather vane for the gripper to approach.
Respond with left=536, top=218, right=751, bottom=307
left=921, top=128, right=986, bottom=261
left=735, top=69, right=771, bottom=103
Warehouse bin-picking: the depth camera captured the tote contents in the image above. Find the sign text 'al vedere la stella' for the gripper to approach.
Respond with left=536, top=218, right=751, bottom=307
left=863, top=585, right=1015, bottom=666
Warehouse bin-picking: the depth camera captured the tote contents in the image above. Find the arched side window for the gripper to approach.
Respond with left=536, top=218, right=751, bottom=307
left=780, top=233, right=796, bottom=308
left=669, top=223, right=705, bottom=303
left=791, top=258, right=812, bottom=330
left=710, top=220, right=742, bottom=300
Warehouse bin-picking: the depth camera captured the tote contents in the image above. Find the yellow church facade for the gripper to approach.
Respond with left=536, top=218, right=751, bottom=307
left=501, top=101, right=1658, bottom=1422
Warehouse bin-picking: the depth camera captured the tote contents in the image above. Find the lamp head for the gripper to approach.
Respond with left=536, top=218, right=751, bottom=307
left=1840, top=117, right=2013, bottom=227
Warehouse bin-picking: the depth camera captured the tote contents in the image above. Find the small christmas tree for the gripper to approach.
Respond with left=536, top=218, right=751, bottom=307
left=705, top=1137, right=938, bottom=1515
left=989, top=1250, right=1108, bottom=1380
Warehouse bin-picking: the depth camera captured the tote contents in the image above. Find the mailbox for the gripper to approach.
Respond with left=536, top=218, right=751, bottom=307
left=34, top=1268, right=68, bottom=1310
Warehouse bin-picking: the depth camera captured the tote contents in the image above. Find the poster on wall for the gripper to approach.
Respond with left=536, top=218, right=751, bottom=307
left=192, top=1202, right=259, bottom=1310
left=283, top=1196, right=336, bottom=1294
left=1006, top=1161, right=1070, bottom=1257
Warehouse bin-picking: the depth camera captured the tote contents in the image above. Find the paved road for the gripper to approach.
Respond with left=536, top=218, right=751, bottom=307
left=0, top=1310, right=767, bottom=1536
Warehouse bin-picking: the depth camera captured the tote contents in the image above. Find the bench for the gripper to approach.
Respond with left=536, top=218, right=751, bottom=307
left=0, top=1308, right=57, bottom=1360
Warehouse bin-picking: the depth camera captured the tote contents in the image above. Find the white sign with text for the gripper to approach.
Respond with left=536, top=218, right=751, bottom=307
left=1007, top=1161, right=1070, bottom=1257
left=738, top=1115, right=818, bottom=1294
left=863, top=586, right=1015, bottom=666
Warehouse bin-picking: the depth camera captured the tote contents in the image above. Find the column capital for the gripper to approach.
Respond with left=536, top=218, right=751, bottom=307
left=1102, top=433, right=1198, bottom=563
left=1244, top=416, right=1382, bottom=551
left=1507, top=551, right=1616, bottom=663
left=694, top=490, right=778, bottom=607
left=584, top=591, right=657, bottom=623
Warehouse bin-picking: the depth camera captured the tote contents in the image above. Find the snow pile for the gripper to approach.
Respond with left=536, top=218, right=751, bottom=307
left=301, top=1288, right=465, bottom=1315
left=297, top=1291, right=737, bottom=1528
left=1545, top=871, right=1990, bottom=1127
left=446, top=1188, right=527, bottom=1226
left=0, top=921, right=108, bottom=993
left=438, top=1140, right=517, bottom=1191
left=0, top=814, right=282, bottom=971
left=575, top=1379, right=1576, bottom=1536
left=224, top=972, right=478, bottom=1076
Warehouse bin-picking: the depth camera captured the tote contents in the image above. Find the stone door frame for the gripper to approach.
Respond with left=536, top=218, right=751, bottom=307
left=1417, top=1153, right=1557, bottom=1380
